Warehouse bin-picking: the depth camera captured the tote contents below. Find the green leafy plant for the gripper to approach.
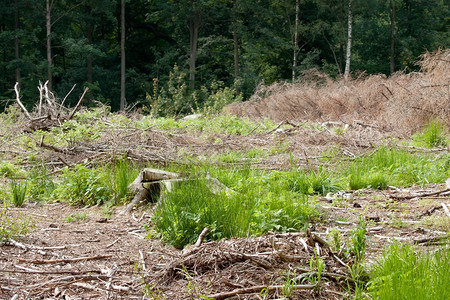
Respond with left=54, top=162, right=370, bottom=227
left=65, top=212, right=88, bottom=222
left=0, top=206, right=31, bottom=241
left=9, top=180, right=27, bottom=207
left=351, top=219, right=367, bottom=263
left=282, top=271, right=297, bottom=298
left=27, top=165, right=56, bottom=202
left=52, top=164, right=112, bottom=206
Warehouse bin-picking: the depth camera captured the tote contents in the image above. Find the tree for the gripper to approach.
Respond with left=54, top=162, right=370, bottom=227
left=120, top=0, right=126, bottom=111
left=46, top=0, right=53, bottom=89
left=344, top=0, right=353, bottom=79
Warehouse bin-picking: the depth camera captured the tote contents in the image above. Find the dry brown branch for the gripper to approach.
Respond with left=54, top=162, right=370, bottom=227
left=441, top=202, right=450, bottom=217
left=195, top=227, right=210, bottom=247
left=68, top=87, right=89, bottom=120
left=18, top=255, right=112, bottom=264
left=206, top=284, right=316, bottom=299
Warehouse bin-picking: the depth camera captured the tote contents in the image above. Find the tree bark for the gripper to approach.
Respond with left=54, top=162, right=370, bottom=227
left=14, top=0, right=20, bottom=83
left=232, top=0, right=240, bottom=94
left=292, top=0, right=299, bottom=82
left=46, top=0, right=52, bottom=90
left=390, top=0, right=396, bottom=75
left=189, top=0, right=200, bottom=90
left=120, top=0, right=126, bottom=111
left=344, top=0, right=353, bottom=80
left=87, top=26, right=93, bottom=84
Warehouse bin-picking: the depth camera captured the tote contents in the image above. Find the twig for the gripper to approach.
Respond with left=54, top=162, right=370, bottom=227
left=206, top=284, right=316, bottom=299
left=105, top=267, right=117, bottom=299
left=18, top=254, right=112, bottom=264
left=105, top=238, right=121, bottom=249
left=7, top=239, right=46, bottom=255
left=60, top=83, right=76, bottom=108
left=68, top=87, right=89, bottom=120
left=139, top=250, right=147, bottom=272
left=195, top=227, right=210, bottom=247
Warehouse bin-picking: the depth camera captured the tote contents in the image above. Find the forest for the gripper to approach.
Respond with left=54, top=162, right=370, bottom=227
left=0, top=0, right=448, bottom=113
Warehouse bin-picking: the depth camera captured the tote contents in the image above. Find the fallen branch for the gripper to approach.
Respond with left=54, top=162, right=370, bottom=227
left=390, top=188, right=450, bottom=200
left=413, top=235, right=450, bottom=245
left=68, top=87, right=89, bottom=120
left=441, top=202, right=450, bottom=217
left=18, top=254, right=112, bottom=264
left=195, top=227, right=210, bottom=247
left=206, top=284, right=316, bottom=299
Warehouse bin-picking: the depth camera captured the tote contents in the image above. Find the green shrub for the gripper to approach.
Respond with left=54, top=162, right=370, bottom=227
left=27, top=165, right=56, bottom=202
left=368, top=243, right=450, bottom=300
left=52, top=164, right=112, bottom=206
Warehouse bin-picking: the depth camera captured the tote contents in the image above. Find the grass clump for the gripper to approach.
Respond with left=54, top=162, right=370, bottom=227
left=345, top=147, right=449, bottom=189
left=9, top=180, right=27, bottom=207
left=413, top=119, right=448, bottom=148
left=368, top=243, right=450, bottom=300
left=153, top=166, right=320, bottom=249
left=109, top=158, right=139, bottom=203
left=153, top=179, right=254, bottom=248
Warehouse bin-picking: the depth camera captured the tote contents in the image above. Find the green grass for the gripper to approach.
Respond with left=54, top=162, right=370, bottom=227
left=109, top=158, right=140, bottom=203
left=9, top=180, right=27, bottom=207
left=153, top=166, right=321, bottom=248
left=344, top=147, right=449, bottom=189
left=413, top=119, right=449, bottom=148
left=368, top=243, right=450, bottom=300
left=0, top=205, right=31, bottom=241
left=65, top=212, right=88, bottom=222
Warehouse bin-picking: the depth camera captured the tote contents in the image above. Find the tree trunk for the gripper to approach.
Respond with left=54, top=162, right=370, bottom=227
left=232, top=0, right=240, bottom=94
left=120, top=0, right=126, bottom=111
left=87, top=26, right=93, bottom=84
left=344, top=0, right=353, bottom=80
left=339, top=43, right=344, bottom=75
left=46, top=0, right=52, bottom=89
left=189, top=1, right=200, bottom=90
left=390, top=0, right=396, bottom=75
left=292, top=0, right=299, bottom=82
left=14, top=0, right=20, bottom=83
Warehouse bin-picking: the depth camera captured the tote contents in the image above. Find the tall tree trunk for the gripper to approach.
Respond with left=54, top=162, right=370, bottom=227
left=120, top=0, right=126, bottom=111
left=87, top=26, right=93, bottom=84
left=344, top=0, right=353, bottom=80
left=339, top=43, right=344, bottom=74
left=189, top=1, right=200, bottom=90
left=46, top=0, right=52, bottom=89
left=14, top=0, right=20, bottom=83
left=232, top=0, right=240, bottom=94
left=390, top=0, right=396, bottom=75
left=292, top=0, right=299, bottom=82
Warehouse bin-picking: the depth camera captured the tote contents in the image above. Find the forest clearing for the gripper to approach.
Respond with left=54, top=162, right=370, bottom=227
left=0, top=50, right=449, bottom=299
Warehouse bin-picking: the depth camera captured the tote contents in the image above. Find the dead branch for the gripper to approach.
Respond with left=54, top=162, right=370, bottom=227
left=414, top=234, right=450, bottom=245
left=442, top=202, right=450, bottom=217
left=195, top=227, right=210, bottom=247
left=68, top=87, right=89, bottom=120
left=206, top=284, right=316, bottom=299
left=390, top=188, right=450, bottom=200
left=18, top=254, right=112, bottom=264
left=14, top=82, right=32, bottom=119
left=7, top=239, right=46, bottom=255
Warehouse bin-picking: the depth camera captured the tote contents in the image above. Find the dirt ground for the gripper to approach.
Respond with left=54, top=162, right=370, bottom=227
left=1, top=179, right=448, bottom=299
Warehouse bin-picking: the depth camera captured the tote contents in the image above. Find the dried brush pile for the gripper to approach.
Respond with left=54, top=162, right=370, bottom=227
left=225, top=49, right=450, bottom=136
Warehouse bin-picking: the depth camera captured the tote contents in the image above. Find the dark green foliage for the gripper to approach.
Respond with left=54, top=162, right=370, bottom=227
left=1, top=0, right=448, bottom=113
left=53, top=164, right=112, bottom=206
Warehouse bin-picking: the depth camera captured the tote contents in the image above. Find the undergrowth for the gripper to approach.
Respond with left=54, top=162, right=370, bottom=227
left=368, top=243, right=450, bottom=300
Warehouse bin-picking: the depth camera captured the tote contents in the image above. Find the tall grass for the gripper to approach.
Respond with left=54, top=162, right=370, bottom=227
left=413, top=119, right=448, bottom=148
left=9, top=180, right=27, bottom=207
left=368, top=243, right=450, bottom=300
left=111, top=159, right=139, bottom=202
left=153, top=166, right=321, bottom=248
left=345, top=147, right=449, bottom=189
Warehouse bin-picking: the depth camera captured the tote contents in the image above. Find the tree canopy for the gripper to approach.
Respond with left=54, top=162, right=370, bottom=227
left=0, top=0, right=448, bottom=113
